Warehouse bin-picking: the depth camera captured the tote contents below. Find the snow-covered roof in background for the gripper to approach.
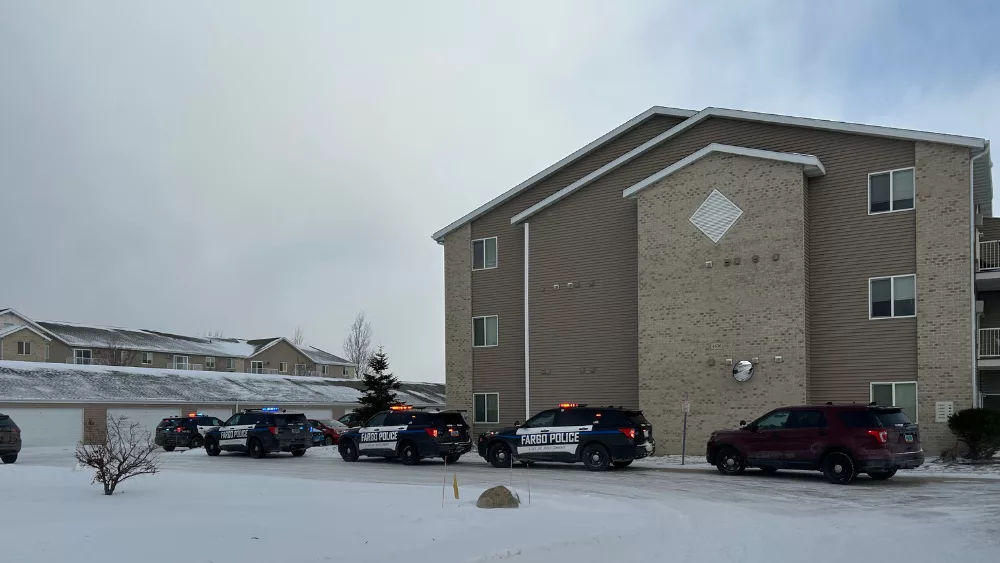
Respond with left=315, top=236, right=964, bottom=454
left=299, top=345, right=352, bottom=365
left=37, top=320, right=273, bottom=358
left=0, top=361, right=445, bottom=406
left=0, top=324, right=51, bottom=341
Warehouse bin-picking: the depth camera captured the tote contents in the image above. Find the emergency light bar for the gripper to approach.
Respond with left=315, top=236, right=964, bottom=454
left=389, top=405, right=412, bottom=411
left=260, top=407, right=280, bottom=412
left=558, top=403, right=586, bottom=408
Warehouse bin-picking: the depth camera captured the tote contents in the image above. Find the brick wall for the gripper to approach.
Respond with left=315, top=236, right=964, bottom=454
left=1, top=330, right=49, bottom=362
left=637, top=152, right=810, bottom=454
left=444, top=224, right=474, bottom=416
left=914, top=142, right=974, bottom=453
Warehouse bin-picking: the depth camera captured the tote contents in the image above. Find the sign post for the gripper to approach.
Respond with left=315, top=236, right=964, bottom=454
left=681, top=393, right=690, bottom=465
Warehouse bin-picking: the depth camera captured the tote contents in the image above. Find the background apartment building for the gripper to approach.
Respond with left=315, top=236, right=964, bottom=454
left=0, top=308, right=356, bottom=378
left=434, top=105, right=994, bottom=455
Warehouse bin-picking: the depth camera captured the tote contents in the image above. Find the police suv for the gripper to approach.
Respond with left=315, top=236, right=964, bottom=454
left=338, top=406, right=472, bottom=465
left=477, top=404, right=654, bottom=471
left=204, top=408, right=312, bottom=458
left=155, top=414, right=225, bottom=451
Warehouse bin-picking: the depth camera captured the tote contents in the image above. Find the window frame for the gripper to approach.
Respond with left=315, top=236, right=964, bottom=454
left=141, top=352, right=153, bottom=365
left=868, top=167, right=915, bottom=215
left=74, top=349, right=92, bottom=364
left=321, top=365, right=329, bottom=376
left=473, top=392, right=500, bottom=424
left=250, top=360, right=264, bottom=374
left=472, top=315, right=499, bottom=348
left=753, top=410, right=792, bottom=430
left=226, top=358, right=235, bottom=370
left=868, top=274, right=916, bottom=319
left=869, top=381, right=918, bottom=421
left=204, top=356, right=216, bottom=369
left=17, top=341, right=31, bottom=355
left=472, top=236, right=498, bottom=271
left=172, top=355, right=189, bottom=369
left=278, top=361, right=288, bottom=373
left=294, top=363, right=307, bottom=375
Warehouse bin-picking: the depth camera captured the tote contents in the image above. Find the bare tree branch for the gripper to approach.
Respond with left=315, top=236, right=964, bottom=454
left=95, top=333, right=138, bottom=367
left=342, top=311, right=373, bottom=380
left=205, top=329, right=225, bottom=338
left=293, top=325, right=305, bottom=346
left=75, top=414, right=160, bottom=496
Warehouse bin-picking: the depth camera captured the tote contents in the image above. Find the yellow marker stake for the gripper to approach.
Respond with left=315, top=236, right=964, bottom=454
left=452, top=473, right=459, bottom=499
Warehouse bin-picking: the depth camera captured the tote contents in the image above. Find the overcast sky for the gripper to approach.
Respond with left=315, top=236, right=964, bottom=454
left=2, top=1, right=998, bottom=382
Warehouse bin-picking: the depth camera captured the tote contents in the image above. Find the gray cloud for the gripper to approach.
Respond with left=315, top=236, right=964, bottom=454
left=2, top=1, right=996, bottom=382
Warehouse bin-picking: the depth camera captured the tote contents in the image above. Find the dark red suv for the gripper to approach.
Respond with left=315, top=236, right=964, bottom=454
left=706, top=404, right=924, bottom=484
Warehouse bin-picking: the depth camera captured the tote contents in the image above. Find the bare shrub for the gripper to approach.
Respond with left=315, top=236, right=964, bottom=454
left=75, top=414, right=160, bottom=495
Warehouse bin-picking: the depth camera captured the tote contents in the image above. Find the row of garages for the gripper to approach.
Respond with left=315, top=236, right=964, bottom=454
left=0, top=402, right=357, bottom=448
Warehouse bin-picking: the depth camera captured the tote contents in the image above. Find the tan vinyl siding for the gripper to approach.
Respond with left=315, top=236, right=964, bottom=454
left=248, top=341, right=315, bottom=374
left=982, top=217, right=1000, bottom=241
left=525, top=117, right=916, bottom=406
left=470, top=114, right=685, bottom=425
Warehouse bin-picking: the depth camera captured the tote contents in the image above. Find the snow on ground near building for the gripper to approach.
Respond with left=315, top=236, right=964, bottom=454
left=6, top=447, right=1000, bottom=563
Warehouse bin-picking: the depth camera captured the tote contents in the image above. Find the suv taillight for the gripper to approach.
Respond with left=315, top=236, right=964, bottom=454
left=11, top=427, right=19, bottom=433
left=175, top=427, right=185, bottom=433
left=866, top=429, right=888, bottom=444
left=425, top=428, right=439, bottom=438
left=268, top=426, right=279, bottom=435
left=619, top=428, right=636, bottom=440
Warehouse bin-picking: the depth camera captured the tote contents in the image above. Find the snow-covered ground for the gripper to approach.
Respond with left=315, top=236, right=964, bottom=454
left=4, top=447, right=1000, bottom=563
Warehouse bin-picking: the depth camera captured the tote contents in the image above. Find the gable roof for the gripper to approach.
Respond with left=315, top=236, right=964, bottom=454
left=0, top=323, right=52, bottom=341
left=0, top=308, right=68, bottom=345
left=430, top=106, right=696, bottom=243
left=509, top=106, right=990, bottom=225
left=299, top=345, right=352, bottom=366
left=246, top=337, right=307, bottom=359
left=622, top=144, right=826, bottom=199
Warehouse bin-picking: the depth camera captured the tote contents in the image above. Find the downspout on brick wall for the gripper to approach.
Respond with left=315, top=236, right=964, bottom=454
left=972, top=142, right=991, bottom=407
left=524, top=222, right=530, bottom=421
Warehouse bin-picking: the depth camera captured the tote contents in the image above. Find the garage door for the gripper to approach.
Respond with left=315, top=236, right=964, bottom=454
left=300, top=408, right=332, bottom=420
left=0, top=408, right=83, bottom=447
left=183, top=407, right=233, bottom=422
left=108, top=408, right=179, bottom=435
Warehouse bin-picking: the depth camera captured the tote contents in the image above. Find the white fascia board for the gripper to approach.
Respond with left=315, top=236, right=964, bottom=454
left=431, top=106, right=696, bottom=243
left=622, top=144, right=826, bottom=199
left=510, top=107, right=987, bottom=224
left=0, top=309, right=68, bottom=345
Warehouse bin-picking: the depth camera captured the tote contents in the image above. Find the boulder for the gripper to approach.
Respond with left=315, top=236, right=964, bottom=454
left=476, top=485, right=520, bottom=509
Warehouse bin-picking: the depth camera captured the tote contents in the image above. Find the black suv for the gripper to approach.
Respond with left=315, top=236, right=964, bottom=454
left=0, top=413, right=21, bottom=464
left=338, top=407, right=472, bottom=465
left=477, top=404, right=655, bottom=471
left=155, top=415, right=226, bottom=451
left=204, top=408, right=312, bottom=458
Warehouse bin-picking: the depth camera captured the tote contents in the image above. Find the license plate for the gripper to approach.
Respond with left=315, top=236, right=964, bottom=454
left=450, top=430, right=459, bottom=436
left=904, top=434, right=914, bottom=443
left=292, top=428, right=299, bottom=434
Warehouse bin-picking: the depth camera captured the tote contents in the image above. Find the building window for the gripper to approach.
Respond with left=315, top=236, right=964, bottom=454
left=474, top=393, right=499, bottom=424
left=278, top=361, right=288, bottom=373
left=45, top=345, right=50, bottom=360
left=473, top=315, right=499, bottom=347
left=117, top=350, right=130, bottom=364
left=472, top=237, right=498, bottom=270
left=173, top=355, right=189, bottom=370
left=870, top=275, right=916, bottom=318
left=74, top=349, right=92, bottom=365
left=16, top=341, right=31, bottom=355
left=250, top=360, right=264, bottom=374
left=343, top=366, right=349, bottom=376
left=204, top=356, right=215, bottom=369
left=321, top=365, right=329, bottom=376
left=869, top=168, right=915, bottom=214
left=871, top=381, right=917, bottom=422
left=141, top=352, right=153, bottom=365
left=226, top=358, right=235, bottom=370
left=294, top=364, right=306, bottom=375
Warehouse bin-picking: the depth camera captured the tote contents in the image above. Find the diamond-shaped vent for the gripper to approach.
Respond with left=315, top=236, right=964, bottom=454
left=689, top=189, right=743, bottom=243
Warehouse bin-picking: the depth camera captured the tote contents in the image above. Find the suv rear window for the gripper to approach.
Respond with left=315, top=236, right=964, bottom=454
left=838, top=410, right=880, bottom=428
left=275, top=414, right=308, bottom=426
left=592, top=409, right=648, bottom=426
left=873, top=408, right=912, bottom=427
left=434, top=413, right=467, bottom=426
left=157, top=418, right=181, bottom=429
left=0, top=417, right=16, bottom=428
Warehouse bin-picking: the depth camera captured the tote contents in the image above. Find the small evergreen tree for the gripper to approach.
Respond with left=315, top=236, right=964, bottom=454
left=352, top=346, right=403, bottom=422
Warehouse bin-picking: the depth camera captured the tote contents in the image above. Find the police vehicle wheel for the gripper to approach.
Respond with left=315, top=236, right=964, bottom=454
left=488, top=443, right=511, bottom=468
left=205, top=439, right=221, bottom=456
left=291, top=448, right=306, bottom=457
left=325, top=436, right=334, bottom=446
left=1, top=454, right=16, bottom=464
left=189, top=435, right=203, bottom=449
left=399, top=442, right=420, bottom=465
left=339, top=439, right=359, bottom=462
left=248, top=438, right=265, bottom=459
left=163, top=445, right=176, bottom=452
left=612, top=460, right=633, bottom=468
left=581, top=444, right=611, bottom=471
left=715, top=447, right=745, bottom=475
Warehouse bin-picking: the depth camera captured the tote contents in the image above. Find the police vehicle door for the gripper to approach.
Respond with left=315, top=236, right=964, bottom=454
left=218, top=413, right=256, bottom=452
left=195, top=417, right=224, bottom=437
left=513, top=410, right=583, bottom=462
left=357, top=412, right=405, bottom=455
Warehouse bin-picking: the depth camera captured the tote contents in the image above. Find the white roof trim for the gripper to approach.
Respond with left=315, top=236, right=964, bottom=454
left=510, top=107, right=987, bottom=225
left=623, top=144, right=826, bottom=199
left=0, top=323, right=52, bottom=341
left=430, top=106, right=696, bottom=242
left=0, top=308, right=67, bottom=345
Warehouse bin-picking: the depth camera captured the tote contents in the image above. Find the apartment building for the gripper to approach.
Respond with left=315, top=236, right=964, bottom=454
left=0, top=308, right=356, bottom=378
left=433, top=105, right=994, bottom=455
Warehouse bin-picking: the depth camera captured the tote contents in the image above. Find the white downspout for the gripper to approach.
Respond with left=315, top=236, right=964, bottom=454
left=524, top=222, right=530, bottom=421
left=971, top=142, right=991, bottom=408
